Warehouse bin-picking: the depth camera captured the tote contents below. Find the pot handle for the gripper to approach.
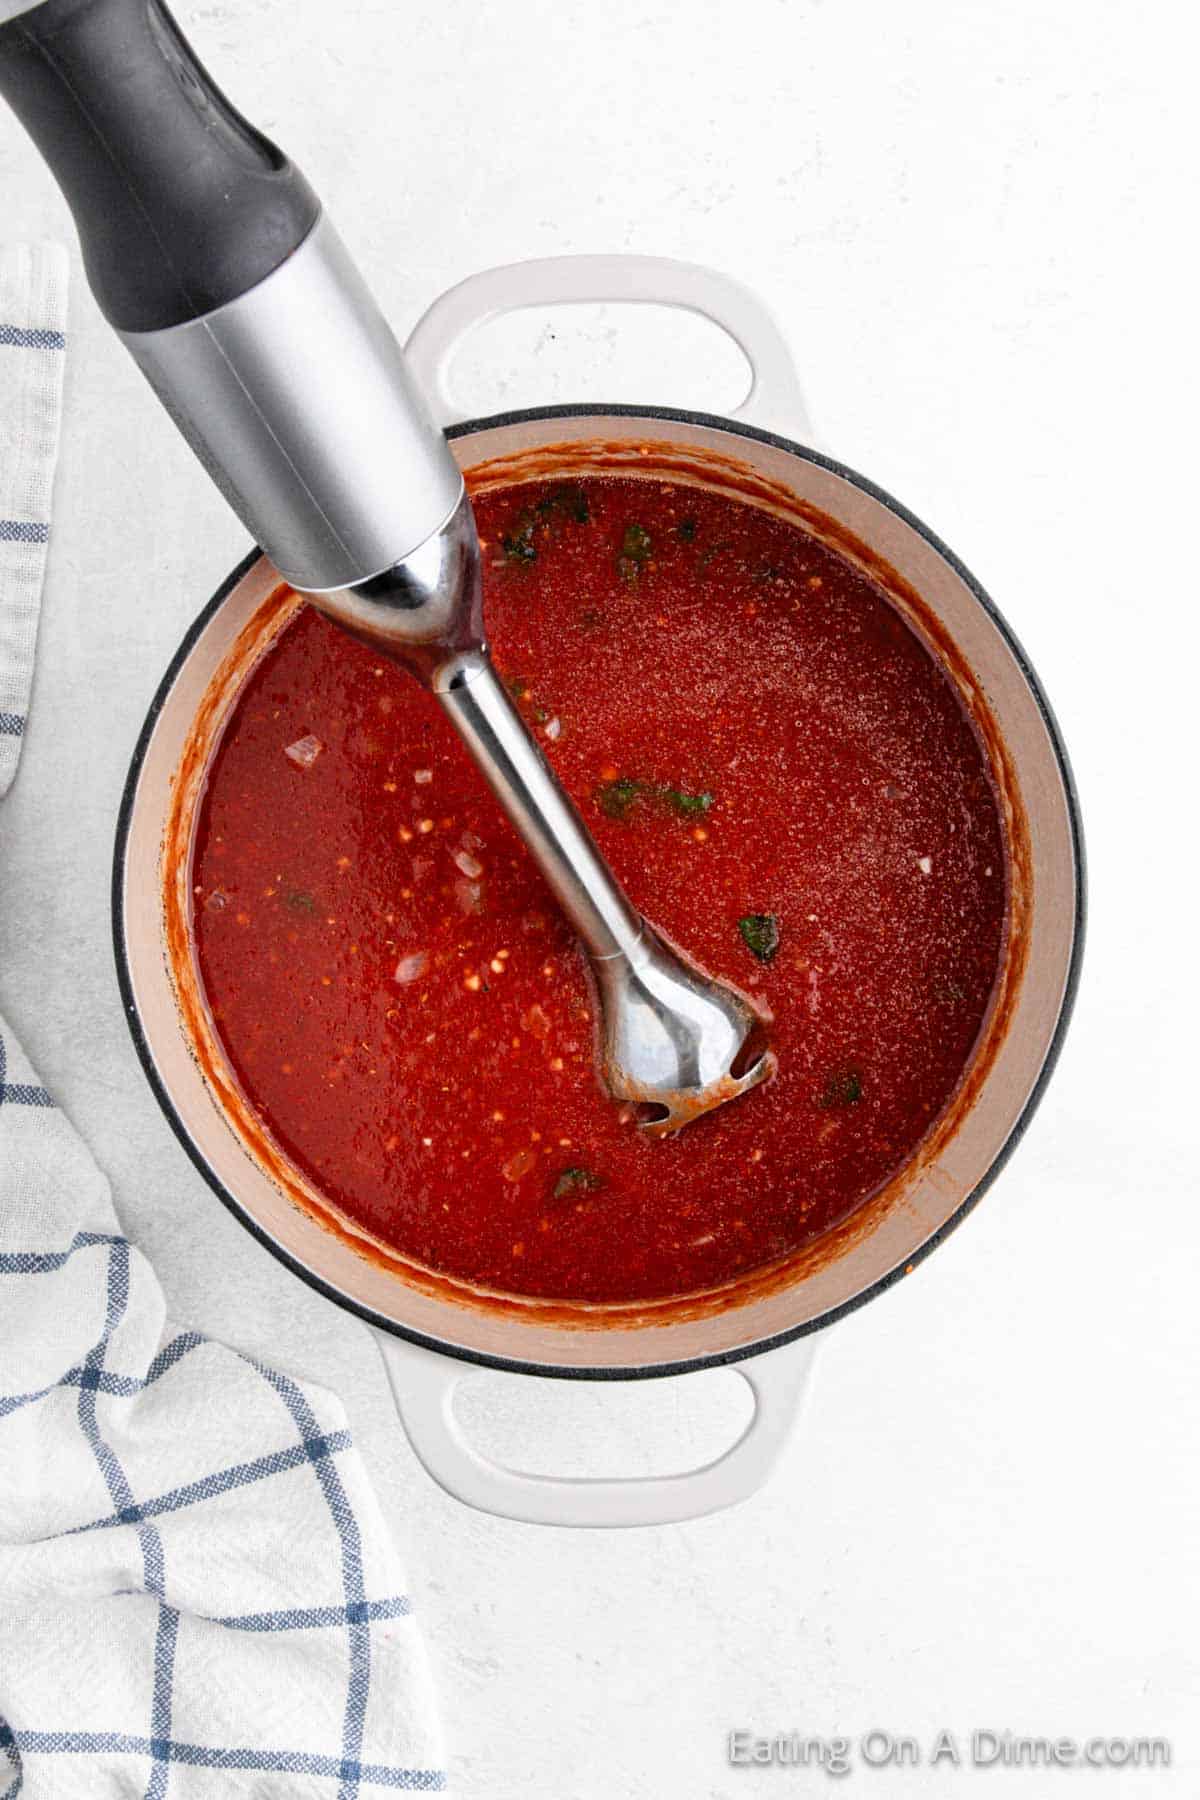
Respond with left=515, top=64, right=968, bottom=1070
left=374, top=1331, right=817, bottom=1527
left=404, top=254, right=813, bottom=441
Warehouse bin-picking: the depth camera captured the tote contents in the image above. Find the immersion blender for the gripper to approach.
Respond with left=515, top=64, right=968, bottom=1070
left=0, top=0, right=774, bottom=1132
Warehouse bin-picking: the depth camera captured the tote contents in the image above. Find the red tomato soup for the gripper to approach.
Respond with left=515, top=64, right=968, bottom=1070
left=191, top=475, right=1007, bottom=1304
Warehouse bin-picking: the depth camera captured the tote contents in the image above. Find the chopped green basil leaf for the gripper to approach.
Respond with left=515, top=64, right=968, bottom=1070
left=501, top=485, right=590, bottom=567
left=597, top=777, right=714, bottom=823
left=598, top=776, right=643, bottom=821
left=616, top=522, right=653, bottom=582
left=553, top=1166, right=603, bottom=1199
left=664, top=788, right=713, bottom=817
left=820, top=1069, right=863, bottom=1107
left=501, top=522, right=538, bottom=565
left=738, top=912, right=780, bottom=962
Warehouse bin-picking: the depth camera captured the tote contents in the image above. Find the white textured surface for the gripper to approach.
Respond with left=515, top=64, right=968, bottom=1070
left=1, top=1, right=1195, bottom=1795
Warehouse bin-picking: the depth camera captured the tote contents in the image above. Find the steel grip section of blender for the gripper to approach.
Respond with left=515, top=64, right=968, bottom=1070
left=0, top=0, right=464, bottom=590
left=122, top=216, right=464, bottom=590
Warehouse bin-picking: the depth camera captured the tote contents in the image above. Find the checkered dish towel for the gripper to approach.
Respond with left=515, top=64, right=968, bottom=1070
left=0, top=246, right=446, bottom=1796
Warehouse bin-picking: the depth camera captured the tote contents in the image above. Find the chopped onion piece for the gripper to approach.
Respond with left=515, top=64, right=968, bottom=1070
left=284, top=734, right=323, bottom=768
left=414, top=768, right=433, bottom=784
left=393, top=952, right=427, bottom=985
left=454, top=848, right=483, bottom=879
left=544, top=715, right=562, bottom=740
left=454, top=878, right=483, bottom=915
left=521, top=1003, right=550, bottom=1039
left=502, top=1147, right=537, bottom=1183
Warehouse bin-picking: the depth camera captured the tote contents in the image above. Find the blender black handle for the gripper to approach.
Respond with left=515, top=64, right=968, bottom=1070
left=0, top=0, right=319, bottom=332
left=0, top=0, right=463, bottom=592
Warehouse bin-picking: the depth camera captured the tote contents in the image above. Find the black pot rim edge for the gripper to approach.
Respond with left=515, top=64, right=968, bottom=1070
left=111, top=403, right=1087, bottom=1383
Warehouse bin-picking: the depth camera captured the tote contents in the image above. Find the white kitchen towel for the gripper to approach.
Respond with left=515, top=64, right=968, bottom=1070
left=0, top=243, right=66, bottom=800
left=0, top=248, right=447, bottom=1795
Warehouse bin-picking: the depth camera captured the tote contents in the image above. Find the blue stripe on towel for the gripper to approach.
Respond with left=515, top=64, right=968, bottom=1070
left=146, top=1606, right=181, bottom=1800
left=213, top=1596, right=412, bottom=1633
left=0, top=520, right=49, bottom=544
left=258, top=1365, right=373, bottom=1800
left=76, top=1242, right=168, bottom=1594
left=0, top=1727, right=446, bottom=1789
left=0, top=1083, right=54, bottom=1106
left=0, top=324, right=65, bottom=350
left=0, top=1233, right=121, bottom=1275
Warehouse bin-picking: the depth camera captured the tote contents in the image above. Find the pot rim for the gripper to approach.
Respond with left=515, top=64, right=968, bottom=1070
left=111, top=402, right=1086, bottom=1380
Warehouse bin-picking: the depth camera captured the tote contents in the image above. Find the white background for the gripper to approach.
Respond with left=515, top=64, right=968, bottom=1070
left=1, top=1, right=1197, bottom=1795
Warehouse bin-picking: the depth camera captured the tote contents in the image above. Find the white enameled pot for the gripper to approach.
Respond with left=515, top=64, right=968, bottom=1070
left=114, top=257, right=1083, bottom=1526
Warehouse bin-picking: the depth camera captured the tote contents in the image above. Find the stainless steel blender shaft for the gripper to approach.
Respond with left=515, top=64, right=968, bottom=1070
left=438, top=648, right=644, bottom=964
